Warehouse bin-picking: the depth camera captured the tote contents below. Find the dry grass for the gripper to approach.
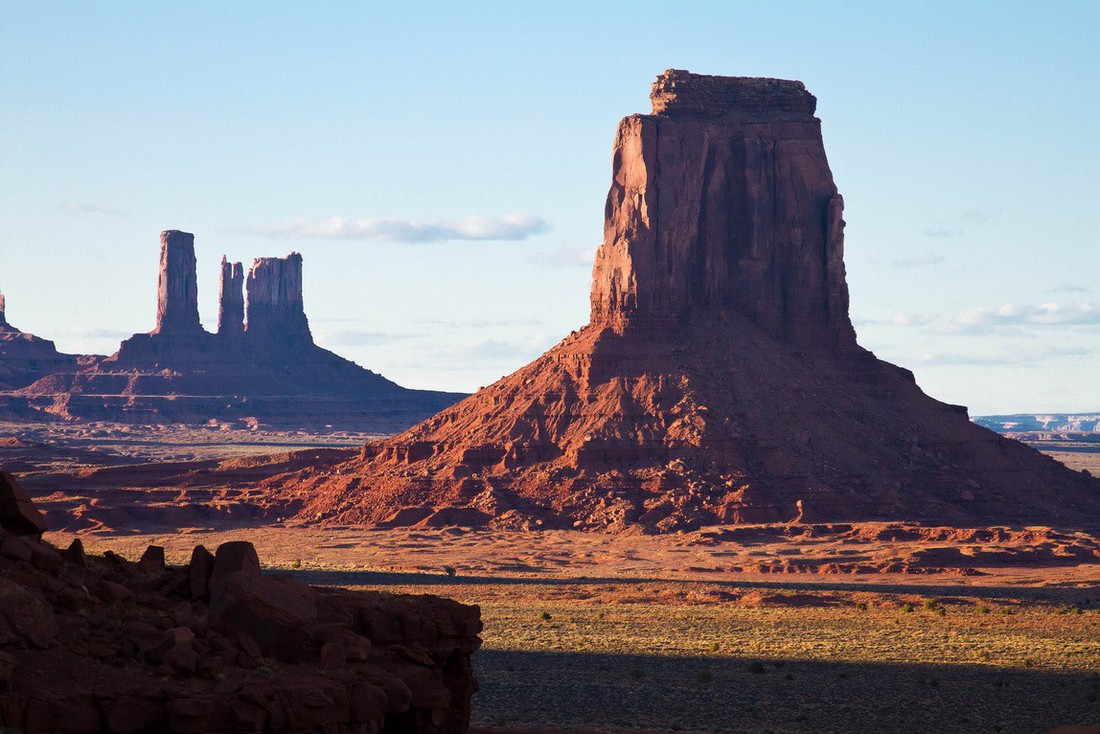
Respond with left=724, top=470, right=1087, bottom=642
left=370, top=581, right=1100, bottom=733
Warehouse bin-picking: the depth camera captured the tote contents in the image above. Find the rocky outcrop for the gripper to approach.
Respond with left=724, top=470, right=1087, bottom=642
left=217, top=257, right=245, bottom=338
left=153, top=230, right=203, bottom=336
left=10, top=232, right=464, bottom=430
left=272, top=70, right=1100, bottom=532
left=0, top=292, right=81, bottom=393
left=245, top=253, right=312, bottom=346
left=0, top=475, right=481, bottom=733
left=591, top=70, right=855, bottom=351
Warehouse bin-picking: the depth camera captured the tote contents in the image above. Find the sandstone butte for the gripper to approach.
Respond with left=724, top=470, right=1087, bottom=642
left=0, top=231, right=462, bottom=431
left=265, top=69, right=1100, bottom=533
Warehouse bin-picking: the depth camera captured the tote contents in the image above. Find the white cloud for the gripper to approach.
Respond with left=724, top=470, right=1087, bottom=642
left=891, top=312, right=931, bottom=326
left=953, top=302, right=1100, bottom=327
left=252, top=214, right=550, bottom=243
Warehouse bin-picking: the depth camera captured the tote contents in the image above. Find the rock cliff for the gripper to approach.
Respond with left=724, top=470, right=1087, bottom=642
left=270, top=70, right=1100, bottom=532
left=0, top=292, right=81, bottom=393
left=591, top=70, right=854, bottom=350
left=217, top=257, right=245, bottom=338
left=153, top=230, right=203, bottom=336
left=245, top=253, right=312, bottom=347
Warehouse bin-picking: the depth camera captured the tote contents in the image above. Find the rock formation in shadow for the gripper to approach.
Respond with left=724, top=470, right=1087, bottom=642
left=0, top=291, right=82, bottom=392
left=0, top=471, right=482, bottom=733
left=5, top=233, right=462, bottom=431
left=273, top=70, right=1100, bottom=532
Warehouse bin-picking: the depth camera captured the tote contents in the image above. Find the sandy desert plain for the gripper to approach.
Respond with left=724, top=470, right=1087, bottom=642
left=4, top=419, right=1099, bottom=734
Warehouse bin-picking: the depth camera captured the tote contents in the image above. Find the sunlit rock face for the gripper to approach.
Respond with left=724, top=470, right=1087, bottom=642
left=591, top=70, right=855, bottom=352
left=282, top=70, right=1100, bottom=533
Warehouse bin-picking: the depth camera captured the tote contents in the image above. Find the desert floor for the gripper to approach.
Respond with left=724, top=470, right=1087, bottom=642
left=7, top=421, right=1100, bottom=732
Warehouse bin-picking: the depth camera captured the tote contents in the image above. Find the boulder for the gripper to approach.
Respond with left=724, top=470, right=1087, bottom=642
left=0, top=471, right=47, bottom=536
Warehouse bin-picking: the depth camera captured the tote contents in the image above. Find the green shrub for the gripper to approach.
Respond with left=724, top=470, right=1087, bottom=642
left=539, top=611, right=552, bottom=622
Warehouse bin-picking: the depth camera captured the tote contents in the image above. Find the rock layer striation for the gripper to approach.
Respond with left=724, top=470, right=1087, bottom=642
left=271, top=70, right=1100, bottom=532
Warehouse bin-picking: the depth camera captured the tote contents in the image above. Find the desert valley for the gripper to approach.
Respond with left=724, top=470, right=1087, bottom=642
left=1, top=65, right=1098, bottom=734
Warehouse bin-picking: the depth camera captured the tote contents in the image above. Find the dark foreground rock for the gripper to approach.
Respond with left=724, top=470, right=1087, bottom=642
left=0, top=471, right=482, bottom=733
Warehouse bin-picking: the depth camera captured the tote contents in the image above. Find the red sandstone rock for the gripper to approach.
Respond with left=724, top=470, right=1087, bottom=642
left=271, top=70, right=1100, bottom=533
left=245, top=253, right=312, bottom=345
left=152, top=230, right=203, bottom=336
left=7, top=234, right=463, bottom=431
left=0, top=470, right=46, bottom=536
left=0, top=487, right=482, bottom=734
left=217, top=256, right=246, bottom=338
left=592, top=70, right=855, bottom=351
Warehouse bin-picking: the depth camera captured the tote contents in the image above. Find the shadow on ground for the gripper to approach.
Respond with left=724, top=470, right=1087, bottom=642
left=469, top=650, right=1098, bottom=734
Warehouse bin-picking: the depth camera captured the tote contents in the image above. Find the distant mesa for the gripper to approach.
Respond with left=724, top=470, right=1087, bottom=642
left=0, top=290, right=82, bottom=392
left=275, top=69, right=1100, bottom=532
left=0, top=230, right=462, bottom=430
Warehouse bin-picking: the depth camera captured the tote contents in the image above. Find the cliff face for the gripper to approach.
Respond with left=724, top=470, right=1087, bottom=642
left=0, top=292, right=80, bottom=392
left=273, top=70, right=1100, bottom=532
left=152, top=230, right=203, bottom=336
left=245, top=253, right=312, bottom=346
left=217, top=257, right=245, bottom=338
left=591, top=70, right=855, bottom=351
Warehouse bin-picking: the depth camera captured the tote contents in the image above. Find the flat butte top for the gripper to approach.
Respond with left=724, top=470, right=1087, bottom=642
left=650, top=68, right=818, bottom=122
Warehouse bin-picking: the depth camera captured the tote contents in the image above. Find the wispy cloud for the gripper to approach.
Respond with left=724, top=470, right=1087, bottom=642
left=891, top=312, right=932, bottom=326
left=915, top=344, right=1093, bottom=367
left=529, top=246, right=596, bottom=269
left=923, top=208, right=994, bottom=238
left=61, top=201, right=128, bottom=217
left=66, top=327, right=131, bottom=339
left=252, top=214, right=550, bottom=243
left=953, top=302, right=1100, bottom=328
left=314, top=330, right=424, bottom=347
left=890, top=253, right=945, bottom=269
left=1051, top=283, right=1090, bottom=294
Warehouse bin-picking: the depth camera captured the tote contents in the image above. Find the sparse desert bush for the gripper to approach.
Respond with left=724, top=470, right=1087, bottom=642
left=539, top=611, right=552, bottom=622
left=976, top=604, right=991, bottom=614
left=901, top=603, right=914, bottom=613
left=747, top=660, right=766, bottom=674
left=443, top=565, right=457, bottom=577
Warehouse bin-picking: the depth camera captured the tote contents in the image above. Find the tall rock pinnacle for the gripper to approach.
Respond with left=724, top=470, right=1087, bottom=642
left=245, top=253, right=312, bottom=345
left=591, top=69, right=856, bottom=351
left=217, top=257, right=245, bottom=338
left=0, top=291, right=7, bottom=329
left=152, top=230, right=202, bottom=335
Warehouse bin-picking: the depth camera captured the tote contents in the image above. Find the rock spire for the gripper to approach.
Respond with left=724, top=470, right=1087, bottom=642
left=591, top=69, right=855, bottom=351
left=217, top=257, right=245, bottom=338
left=245, top=253, right=311, bottom=344
left=152, top=230, right=202, bottom=335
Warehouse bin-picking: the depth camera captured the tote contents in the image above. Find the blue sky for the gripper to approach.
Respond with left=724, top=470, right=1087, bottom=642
left=1, top=2, right=1097, bottom=414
